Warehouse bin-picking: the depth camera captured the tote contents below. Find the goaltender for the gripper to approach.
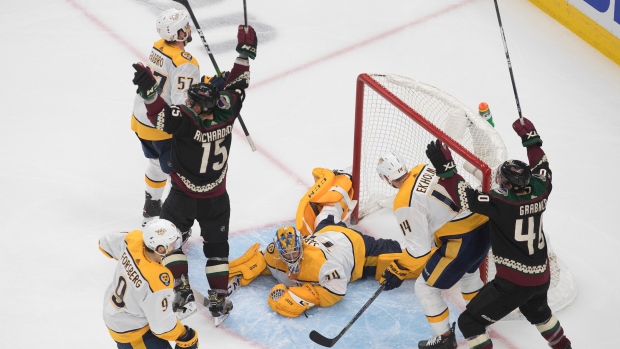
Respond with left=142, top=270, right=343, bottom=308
left=226, top=168, right=421, bottom=318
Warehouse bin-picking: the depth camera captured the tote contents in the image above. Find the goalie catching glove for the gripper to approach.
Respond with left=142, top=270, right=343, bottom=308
left=426, top=140, right=457, bottom=178
left=175, top=325, right=198, bottom=349
left=268, top=283, right=320, bottom=318
left=132, top=63, right=159, bottom=101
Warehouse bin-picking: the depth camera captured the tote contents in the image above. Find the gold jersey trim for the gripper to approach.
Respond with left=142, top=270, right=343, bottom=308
left=131, top=114, right=172, bottom=141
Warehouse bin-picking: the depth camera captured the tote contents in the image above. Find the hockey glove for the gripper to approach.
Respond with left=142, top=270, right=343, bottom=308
left=512, top=117, right=542, bottom=147
left=132, top=63, right=159, bottom=100
left=175, top=325, right=198, bottom=349
left=380, top=260, right=409, bottom=291
left=236, top=25, right=257, bottom=59
left=268, top=283, right=320, bottom=317
left=202, top=71, right=230, bottom=91
left=426, top=139, right=457, bottom=178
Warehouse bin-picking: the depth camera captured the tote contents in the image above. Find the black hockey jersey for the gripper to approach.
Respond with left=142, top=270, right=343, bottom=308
left=462, top=145, right=551, bottom=286
left=145, top=57, right=249, bottom=198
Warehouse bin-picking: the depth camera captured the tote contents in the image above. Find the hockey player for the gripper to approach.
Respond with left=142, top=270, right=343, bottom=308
left=225, top=169, right=420, bottom=318
left=131, top=23, right=257, bottom=325
left=131, top=8, right=201, bottom=228
left=452, top=118, right=572, bottom=349
left=99, top=219, right=199, bottom=349
left=377, top=148, right=492, bottom=349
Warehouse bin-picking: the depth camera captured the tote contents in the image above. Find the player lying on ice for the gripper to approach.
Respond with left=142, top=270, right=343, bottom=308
left=226, top=168, right=421, bottom=318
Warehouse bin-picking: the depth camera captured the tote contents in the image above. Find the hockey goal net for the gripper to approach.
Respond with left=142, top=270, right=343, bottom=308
left=350, top=73, right=576, bottom=319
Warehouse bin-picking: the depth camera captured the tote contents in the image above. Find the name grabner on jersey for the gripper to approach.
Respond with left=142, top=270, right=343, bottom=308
left=519, top=198, right=547, bottom=216
left=193, top=125, right=233, bottom=143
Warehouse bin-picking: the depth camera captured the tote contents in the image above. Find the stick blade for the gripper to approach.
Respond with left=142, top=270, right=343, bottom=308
left=309, top=330, right=337, bottom=348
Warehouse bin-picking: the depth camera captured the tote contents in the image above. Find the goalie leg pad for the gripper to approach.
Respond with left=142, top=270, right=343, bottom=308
left=296, top=168, right=356, bottom=235
left=228, top=243, right=266, bottom=286
left=267, top=283, right=320, bottom=318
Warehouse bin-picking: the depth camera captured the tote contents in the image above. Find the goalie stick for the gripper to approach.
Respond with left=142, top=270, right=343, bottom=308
left=309, top=283, right=386, bottom=347
left=173, top=0, right=257, bottom=151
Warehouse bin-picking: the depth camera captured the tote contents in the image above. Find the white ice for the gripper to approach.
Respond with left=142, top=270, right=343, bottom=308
left=2, top=0, right=619, bottom=348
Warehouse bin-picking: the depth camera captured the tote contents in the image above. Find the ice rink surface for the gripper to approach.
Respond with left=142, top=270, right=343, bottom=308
left=2, top=0, right=619, bottom=347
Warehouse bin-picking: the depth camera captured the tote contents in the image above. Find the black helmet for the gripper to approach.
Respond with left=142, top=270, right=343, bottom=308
left=496, top=160, right=531, bottom=191
left=187, top=83, right=219, bottom=113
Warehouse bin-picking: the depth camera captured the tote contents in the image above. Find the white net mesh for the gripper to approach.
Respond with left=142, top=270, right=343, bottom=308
left=354, top=73, right=507, bottom=220
left=353, top=73, right=576, bottom=319
left=484, top=236, right=577, bottom=320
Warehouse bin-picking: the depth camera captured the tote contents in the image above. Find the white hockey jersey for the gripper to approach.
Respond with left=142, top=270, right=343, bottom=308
left=394, top=164, right=488, bottom=268
left=131, top=39, right=200, bottom=141
left=99, top=230, right=185, bottom=343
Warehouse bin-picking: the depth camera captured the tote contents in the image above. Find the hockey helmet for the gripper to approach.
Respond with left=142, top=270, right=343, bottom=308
left=496, top=159, right=531, bottom=191
left=377, top=151, right=408, bottom=186
left=156, top=8, right=191, bottom=42
left=188, top=83, right=219, bottom=114
left=143, top=219, right=182, bottom=257
left=274, top=226, right=303, bottom=275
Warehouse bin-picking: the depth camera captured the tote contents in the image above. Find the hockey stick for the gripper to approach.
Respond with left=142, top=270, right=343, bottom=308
left=309, top=283, right=386, bottom=347
left=174, top=0, right=257, bottom=151
left=243, top=0, right=248, bottom=32
left=493, top=0, right=524, bottom=124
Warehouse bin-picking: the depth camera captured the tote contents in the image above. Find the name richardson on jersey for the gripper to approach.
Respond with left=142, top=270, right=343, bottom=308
left=121, top=252, right=143, bottom=288
left=193, top=125, right=233, bottom=143
left=149, top=52, right=164, bottom=68
left=519, top=198, right=547, bottom=216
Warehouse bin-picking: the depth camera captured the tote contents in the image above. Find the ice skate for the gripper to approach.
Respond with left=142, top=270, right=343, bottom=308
left=142, top=192, right=162, bottom=227
left=418, top=322, right=457, bottom=349
left=207, top=290, right=233, bottom=327
left=173, top=275, right=196, bottom=319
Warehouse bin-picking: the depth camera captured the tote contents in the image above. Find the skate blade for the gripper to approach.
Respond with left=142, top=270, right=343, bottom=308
left=175, top=302, right=198, bottom=320
left=214, top=312, right=230, bottom=327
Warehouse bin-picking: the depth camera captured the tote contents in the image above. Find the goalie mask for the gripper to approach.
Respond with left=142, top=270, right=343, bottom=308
left=496, top=159, right=531, bottom=191
left=188, top=83, right=219, bottom=114
left=156, top=8, right=191, bottom=43
left=274, top=226, right=303, bottom=275
left=377, top=151, right=408, bottom=187
left=143, top=219, right=182, bottom=257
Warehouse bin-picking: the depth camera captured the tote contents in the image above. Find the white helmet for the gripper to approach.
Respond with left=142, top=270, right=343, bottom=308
left=156, top=8, right=191, bottom=42
left=377, top=151, right=408, bottom=185
left=143, top=219, right=182, bottom=256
